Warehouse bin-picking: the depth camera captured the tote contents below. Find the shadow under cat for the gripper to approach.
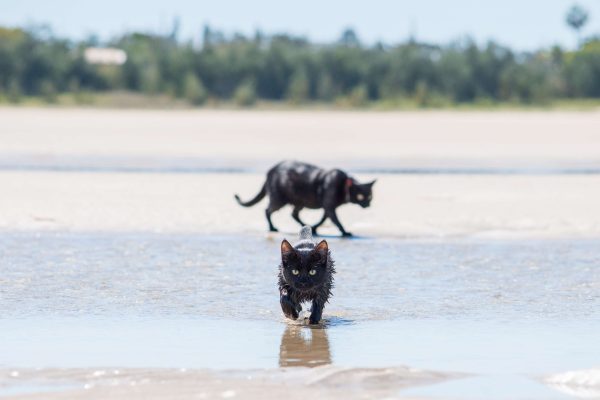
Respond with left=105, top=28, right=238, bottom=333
left=270, top=230, right=375, bottom=240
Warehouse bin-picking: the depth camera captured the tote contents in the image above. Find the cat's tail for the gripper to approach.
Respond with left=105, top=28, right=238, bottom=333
left=234, top=182, right=267, bottom=207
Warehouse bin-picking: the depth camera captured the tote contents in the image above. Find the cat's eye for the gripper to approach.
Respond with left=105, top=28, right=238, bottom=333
left=292, top=269, right=299, bottom=275
left=309, top=269, right=317, bottom=276
left=357, top=194, right=365, bottom=201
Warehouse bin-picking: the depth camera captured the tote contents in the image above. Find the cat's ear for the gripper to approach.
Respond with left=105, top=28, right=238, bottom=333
left=368, top=179, right=376, bottom=187
left=281, top=239, right=296, bottom=258
left=314, top=240, right=328, bottom=262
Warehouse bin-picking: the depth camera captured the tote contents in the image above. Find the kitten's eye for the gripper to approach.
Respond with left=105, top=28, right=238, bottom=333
left=357, top=194, right=365, bottom=201
left=292, top=269, right=299, bottom=275
left=309, top=269, right=317, bottom=276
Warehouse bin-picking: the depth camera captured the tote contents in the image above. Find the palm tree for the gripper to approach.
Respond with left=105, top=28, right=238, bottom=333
left=339, top=28, right=360, bottom=47
left=566, top=5, right=589, bottom=48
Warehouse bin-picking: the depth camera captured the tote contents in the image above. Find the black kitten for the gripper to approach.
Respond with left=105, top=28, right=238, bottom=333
left=278, top=226, right=335, bottom=325
left=235, top=160, right=376, bottom=237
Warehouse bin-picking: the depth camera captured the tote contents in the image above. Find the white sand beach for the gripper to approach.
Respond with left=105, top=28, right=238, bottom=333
left=1, top=108, right=600, bottom=237
left=1, top=108, right=599, bottom=164
left=1, top=171, right=600, bottom=238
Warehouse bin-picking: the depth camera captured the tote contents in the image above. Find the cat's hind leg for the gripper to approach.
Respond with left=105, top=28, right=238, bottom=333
left=265, top=199, right=285, bottom=232
left=291, top=206, right=307, bottom=228
left=311, top=212, right=328, bottom=235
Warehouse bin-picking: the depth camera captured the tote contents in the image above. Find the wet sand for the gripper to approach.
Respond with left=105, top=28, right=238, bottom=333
left=1, top=365, right=458, bottom=400
left=1, top=108, right=600, bottom=399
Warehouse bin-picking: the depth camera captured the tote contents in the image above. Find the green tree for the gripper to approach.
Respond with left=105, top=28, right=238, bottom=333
left=317, top=72, right=336, bottom=101
left=286, top=68, right=310, bottom=103
left=183, top=72, right=208, bottom=105
left=348, top=84, right=368, bottom=106
left=566, top=5, right=589, bottom=47
left=7, top=79, right=22, bottom=103
left=2, top=22, right=600, bottom=106
left=40, top=80, right=57, bottom=103
left=233, top=79, right=257, bottom=106
left=563, top=40, right=600, bottom=97
left=339, top=28, right=360, bottom=47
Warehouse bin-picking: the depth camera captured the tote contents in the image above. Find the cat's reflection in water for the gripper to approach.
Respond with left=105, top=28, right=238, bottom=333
left=279, top=325, right=332, bottom=368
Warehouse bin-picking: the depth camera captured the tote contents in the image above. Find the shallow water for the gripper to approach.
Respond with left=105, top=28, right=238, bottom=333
left=1, top=232, right=599, bottom=398
left=1, top=232, right=599, bottom=321
left=1, top=317, right=598, bottom=373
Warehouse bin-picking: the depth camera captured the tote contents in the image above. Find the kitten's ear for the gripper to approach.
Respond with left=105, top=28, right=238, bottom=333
left=281, top=239, right=295, bottom=257
left=368, top=179, right=377, bottom=187
left=314, top=240, right=328, bottom=262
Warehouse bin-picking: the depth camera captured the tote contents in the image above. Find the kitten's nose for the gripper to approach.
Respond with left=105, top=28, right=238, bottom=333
left=297, top=278, right=310, bottom=288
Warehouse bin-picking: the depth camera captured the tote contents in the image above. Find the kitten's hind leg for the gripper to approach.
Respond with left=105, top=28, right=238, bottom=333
left=280, top=292, right=301, bottom=320
left=291, top=207, right=307, bottom=227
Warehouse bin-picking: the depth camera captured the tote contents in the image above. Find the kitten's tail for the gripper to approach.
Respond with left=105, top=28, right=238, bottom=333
left=234, top=182, right=267, bottom=207
left=299, top=225, right=313, bottom=241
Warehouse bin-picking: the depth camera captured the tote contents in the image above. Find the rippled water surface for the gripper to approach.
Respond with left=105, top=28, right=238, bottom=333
left=1, top=232, right=599, bottom=320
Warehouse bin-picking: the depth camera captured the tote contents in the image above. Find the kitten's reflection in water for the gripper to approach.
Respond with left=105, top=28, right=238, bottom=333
left=279, top=325, right=332, bottom=368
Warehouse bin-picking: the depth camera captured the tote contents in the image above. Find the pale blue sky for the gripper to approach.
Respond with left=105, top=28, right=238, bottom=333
left=1, top=0, right=599, bottom=50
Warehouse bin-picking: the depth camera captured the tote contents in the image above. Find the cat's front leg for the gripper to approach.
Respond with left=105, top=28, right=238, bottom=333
left=280, top=290, right=300, bottom=320
left=327, top=209, right=352, bottom=237
left=309, top=300, right=324, bottom=325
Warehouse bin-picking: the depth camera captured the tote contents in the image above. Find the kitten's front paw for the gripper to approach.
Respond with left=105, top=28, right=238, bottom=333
left=280, top=295, right=299, bottom=320
left=342, top=231, right=353, bottom=237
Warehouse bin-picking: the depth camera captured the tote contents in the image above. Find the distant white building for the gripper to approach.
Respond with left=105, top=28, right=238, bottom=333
left=84, top=47, right=127, bottom=65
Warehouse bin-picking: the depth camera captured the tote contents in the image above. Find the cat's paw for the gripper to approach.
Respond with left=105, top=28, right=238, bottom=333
left=308, top=316, right=321, bottom=325
left=310, top=226, right=319, bottom=236
left=269, top=227, right=279, bottom=232
left=280, top=295, right=299, bottom=319
left=341, top=231, right=353, bottom=238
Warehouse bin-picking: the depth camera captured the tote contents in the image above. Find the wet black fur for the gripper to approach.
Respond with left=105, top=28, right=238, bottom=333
left=278, top=232, right=335, bottom=325
left=235, top=160, right=375, bottom=237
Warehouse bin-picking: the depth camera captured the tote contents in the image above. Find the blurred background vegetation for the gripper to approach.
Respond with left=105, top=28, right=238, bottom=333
left=1, top=6, right=599, bottom=108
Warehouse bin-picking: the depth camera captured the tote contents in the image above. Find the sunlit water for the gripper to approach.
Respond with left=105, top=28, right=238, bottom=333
left=1, top=232, right=599, bottom=320
left=1, top=232, right=599, bottom=398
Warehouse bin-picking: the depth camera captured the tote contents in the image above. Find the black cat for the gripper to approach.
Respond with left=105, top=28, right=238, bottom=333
left=235, top=160, right=375, bottom=237
left=278, top=226, right=335, bottom=325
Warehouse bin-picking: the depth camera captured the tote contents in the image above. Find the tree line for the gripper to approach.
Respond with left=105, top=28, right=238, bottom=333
left=1, top=24, right=599, bottom=106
